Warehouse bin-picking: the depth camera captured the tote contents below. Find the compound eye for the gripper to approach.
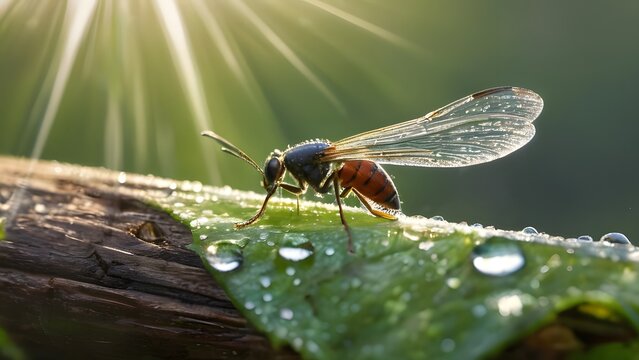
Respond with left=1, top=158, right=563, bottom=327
left=264, top=158, right=282, bottom=185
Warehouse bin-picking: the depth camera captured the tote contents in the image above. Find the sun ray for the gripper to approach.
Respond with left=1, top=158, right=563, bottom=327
left=131, top=56, right=149, bottom=171
left=28, top=0, right=97, bottom=163
left=152, top=0, right=220, bottom=183
left=232, top=0, right=344, bottom=112
left=7, top=0, right=97, bottom=222
left=115, top=1, right=148, bottom=171
left=104, top=91, right=123, bottom=170
left=300, top=0, right=420, bottom=52
left=192, top=0, right=249, bottom=91
left=0, top=0, right=15, bottom=24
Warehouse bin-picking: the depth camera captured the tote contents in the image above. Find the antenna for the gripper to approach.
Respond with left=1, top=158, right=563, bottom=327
left=201, top=131, right=265, bottom=176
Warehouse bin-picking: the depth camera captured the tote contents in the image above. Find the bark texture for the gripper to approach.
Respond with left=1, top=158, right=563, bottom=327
left=0, top=156, right=296, bottom=359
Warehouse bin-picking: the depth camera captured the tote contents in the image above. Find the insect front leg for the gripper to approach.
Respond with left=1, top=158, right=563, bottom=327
left=235, top=187, right=278, bottom=228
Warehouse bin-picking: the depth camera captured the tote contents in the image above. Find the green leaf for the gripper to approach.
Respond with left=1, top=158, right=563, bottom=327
left=0, top=327, right=25, bottom=360
left=0, top=217, right=5, bottom=241
left=144, top=183, right=639, bottom=359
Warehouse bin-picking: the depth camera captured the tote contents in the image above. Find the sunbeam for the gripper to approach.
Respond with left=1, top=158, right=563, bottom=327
left=29, top=0, right=97, bottom=163
left=192, top=0, right=248, bottom=91
left=6, top=0, right=97, bottom=223
left=104, top=92, right=123, bottom=171
left=152, top=0, right=220, bottom=183
left=1, top=0, right=428, bottom=200
left=232, top=0, right=344, bottom=113
left=0, top=0, right=12, bottom=21
left=131, top=59, right=149, bottom=170
left=301, top=0, right=420, bottom=52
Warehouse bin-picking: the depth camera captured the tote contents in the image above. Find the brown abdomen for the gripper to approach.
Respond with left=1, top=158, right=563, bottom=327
left=338, top=160, right=400, bottom=210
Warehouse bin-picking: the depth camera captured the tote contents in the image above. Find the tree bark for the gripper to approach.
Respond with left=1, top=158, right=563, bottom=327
left=0, top=156, right=296, bottom=359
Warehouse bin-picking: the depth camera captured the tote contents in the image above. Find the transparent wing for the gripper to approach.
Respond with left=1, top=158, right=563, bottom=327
left=320, top=87, right=543, bottom=167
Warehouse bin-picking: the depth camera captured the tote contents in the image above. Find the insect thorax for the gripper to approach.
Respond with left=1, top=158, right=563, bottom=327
left=283, top=141, right=332, bottom=193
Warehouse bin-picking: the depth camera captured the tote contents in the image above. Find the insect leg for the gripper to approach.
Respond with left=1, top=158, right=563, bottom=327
left=280, top=181, right=307, bottom=195
left=332, top=174, right=354, bottom=254
left=352, top=189, right=397, bottom=220
left=280, top=181, right=307, bottom=214
left=339, top=187, right=352, bottom=198
left=235, top=187, right=277, bottom=228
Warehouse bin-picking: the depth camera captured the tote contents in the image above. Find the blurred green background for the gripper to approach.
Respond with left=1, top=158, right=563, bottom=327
left=0, top=0, right=637, bottom=241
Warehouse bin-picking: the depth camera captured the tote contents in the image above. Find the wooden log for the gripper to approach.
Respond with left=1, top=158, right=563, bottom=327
left=0, top=156, right=296, bottom=359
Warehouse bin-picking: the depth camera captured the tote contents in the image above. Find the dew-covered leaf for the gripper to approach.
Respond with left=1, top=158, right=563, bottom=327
left=137, top=181, right=639, bottom=359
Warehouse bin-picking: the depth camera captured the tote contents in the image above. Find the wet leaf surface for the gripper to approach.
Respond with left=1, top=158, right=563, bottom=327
left=140, top=183, right=639, bottom=359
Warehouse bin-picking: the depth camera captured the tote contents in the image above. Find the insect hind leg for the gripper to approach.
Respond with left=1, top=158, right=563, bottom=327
left=331, top=174, right=354, bottom=254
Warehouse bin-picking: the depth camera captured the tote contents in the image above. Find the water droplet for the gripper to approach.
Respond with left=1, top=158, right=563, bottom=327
left=285, top=267, right=296, bottom=276
left=441, top=338, right=456, bottom=353
left=471, top=240, right=525, bottom=276
left=325, top=247, right=335, bottom=256
left=292, top=337, right=304, bottom=349
left=497, top=294, right=523, bottom=316
left=472, top=304, right=487, bottom=318
left=199, top=234, right=208, bottom=240
left=577, top=235, right=593, bottom=242
left=446, top=277, right=461, bottom=289
left=600, top=232, right=631, bottom=245
left=293, top=278, right=301, bottom=286
left=279, top=246, right=314, bottom=261
left=206, top=242, right=243, bottom=272
left=192, top=181, right=203, bottom=192
left=431, top=215, right=445, bottom=221
left=306, top=341, right=320, bottom=354
left=521, top=226, right=538, bottom=234
left=471, top=223, right=483, bottom=228
left=419, top=241, right=434, bottom=251
left=117, top=172, right=127, bottom=184
left=280, top=308, right=294, bottom=320
left=263, top=293, right=273, bottom=302
left=279, top=234, right=314, bottom=261
left=530, top=279, right=540, bottom=289
left=259, top=276, right=271, bottom=288
left=244, top=301, right=255, bottom=310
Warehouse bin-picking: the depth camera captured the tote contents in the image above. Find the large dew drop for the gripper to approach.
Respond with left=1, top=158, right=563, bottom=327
left=278, top=233, right=315, bottom=262
left=279, top=246, right=314, bottom=262
left=471, top=239, right=525, bottom=276
left=206, top=241, right=243, bottom=272
left=600, top=232, right=631, bottom=245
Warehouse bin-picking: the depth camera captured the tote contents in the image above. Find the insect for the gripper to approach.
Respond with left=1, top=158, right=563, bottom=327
left=202, top=86, right=543, bottom=252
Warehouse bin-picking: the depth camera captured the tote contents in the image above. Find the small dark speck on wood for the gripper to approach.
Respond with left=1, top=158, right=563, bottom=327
left=0, top=156, right=297, bottom=360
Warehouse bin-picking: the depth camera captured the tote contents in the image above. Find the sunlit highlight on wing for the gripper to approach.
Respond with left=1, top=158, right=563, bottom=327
left=321, top=87, right=543, bottom=167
